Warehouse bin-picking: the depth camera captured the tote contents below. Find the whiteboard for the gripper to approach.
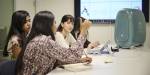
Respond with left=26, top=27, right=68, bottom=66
left=81, top=0, right=142, bottom=20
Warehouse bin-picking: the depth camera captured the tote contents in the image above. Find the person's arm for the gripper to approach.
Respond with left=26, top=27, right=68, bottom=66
left=46, top=19, right=91, bottom=64
left=45, top=35, right=86, bottom=64
left=7, top=36, right=17, bottom=53
left=7, top=36, right=21, bottom=58
left=71, top=31, right=90, bottom=48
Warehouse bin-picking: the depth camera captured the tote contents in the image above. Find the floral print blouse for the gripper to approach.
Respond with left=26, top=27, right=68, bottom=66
left=7, top=35, right=21, bottom=59
left=21, top=34, right=86, bottom=75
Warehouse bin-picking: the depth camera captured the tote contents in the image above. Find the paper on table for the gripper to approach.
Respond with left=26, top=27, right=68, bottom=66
left=63, top=63, right=92, bottom=72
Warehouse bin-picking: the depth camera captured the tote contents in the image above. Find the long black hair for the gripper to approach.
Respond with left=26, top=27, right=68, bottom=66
left=71, top=17, right=90, bottom=48
left=71, top=17, right=86, bottom=39
left=57, top=15, right=74, bottom=32
left=15, top=11, right=55, bottom=75
left=3, top=10, right=29, bottom=56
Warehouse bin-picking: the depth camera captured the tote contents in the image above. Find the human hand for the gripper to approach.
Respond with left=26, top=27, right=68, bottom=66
left=81, top=57, right=92, bottom=64
left=11, top=43, right=21, bottom=58
left=88, top=41, right=100, bottom=49
left=80, top=20, right=91, bottom=35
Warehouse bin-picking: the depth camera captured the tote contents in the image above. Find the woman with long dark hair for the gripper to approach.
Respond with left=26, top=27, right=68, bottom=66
left=71, top=17, right=99, bottom=49
left=15, top=11, right=92, bottom=75
left=3, top=10, right=31, bottom=59
left=56, top=14, right=76, bottom=48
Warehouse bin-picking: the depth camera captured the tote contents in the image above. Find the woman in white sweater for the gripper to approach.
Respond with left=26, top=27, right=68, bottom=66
left=55, top=15, right=76, bottom=48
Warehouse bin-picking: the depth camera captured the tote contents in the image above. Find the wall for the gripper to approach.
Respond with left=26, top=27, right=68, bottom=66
left=36, top=0, right=74, bottom=27
left=0, top=0, right=14, bottom=50
left=88, top=24, right=114, bottom=43
left=14, top=0, right=36, bottom=20
left=145, top=24, right=150, bottom=48
left=0, top=0, right=14, bottom=31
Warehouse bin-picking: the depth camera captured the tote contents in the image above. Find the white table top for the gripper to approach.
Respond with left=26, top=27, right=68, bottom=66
left=47, top=47, right=150, bottom=75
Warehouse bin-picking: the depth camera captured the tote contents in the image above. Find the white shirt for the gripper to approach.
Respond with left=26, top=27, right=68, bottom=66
left=55, top=32, right=76, bottom=48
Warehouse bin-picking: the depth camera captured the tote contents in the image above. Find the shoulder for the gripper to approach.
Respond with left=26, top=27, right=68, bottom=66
left=55, top=32, right=62, bottom=36
left=26, top=35, right=54, bottom=52
left=11, top=35, right=19, bottom=41
left=55, top=32, right=64, bottom=39
left=10, top=35, right=20, bottom=45
left=31, top=35, right=51, bottom=42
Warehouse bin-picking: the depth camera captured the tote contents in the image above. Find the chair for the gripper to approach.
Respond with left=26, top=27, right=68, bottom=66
left=0, top=60, right=16, bottom=75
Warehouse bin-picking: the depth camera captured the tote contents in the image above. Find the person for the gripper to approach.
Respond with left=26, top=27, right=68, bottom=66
left=71, top=17, right=99, bottom=49
left=15, top=11, right=92, bottom=75
left=56, top=15, right=76, bottom=48
left=3, top=10, right=31, bottom=59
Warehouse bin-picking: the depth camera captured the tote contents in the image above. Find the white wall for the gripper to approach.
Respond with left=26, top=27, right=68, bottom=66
left=145, top=24, right=150, bottom=47
left=36, top=0, right=74, bottom=27
left=14, top=0, right=36, bottom=20
left=88, top=24, right=114, bottom=43
left=0, top=0, right=13, bottom=31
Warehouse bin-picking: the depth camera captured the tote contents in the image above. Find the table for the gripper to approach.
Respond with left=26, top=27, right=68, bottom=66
left=47, top=47, right=150, bottom=75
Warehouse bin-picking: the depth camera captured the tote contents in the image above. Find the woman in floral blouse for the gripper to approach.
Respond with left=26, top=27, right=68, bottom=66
left=15, top=11, right=92, bottom=75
